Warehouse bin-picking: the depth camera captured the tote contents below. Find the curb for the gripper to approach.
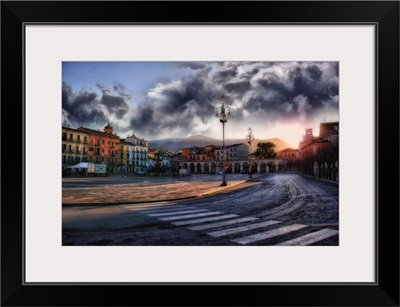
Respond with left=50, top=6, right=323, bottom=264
left=62, top=196, right=197, bottom=207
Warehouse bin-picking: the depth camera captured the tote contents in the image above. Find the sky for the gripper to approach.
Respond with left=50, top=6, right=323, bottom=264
left=62, top=61, right=339, bottom=148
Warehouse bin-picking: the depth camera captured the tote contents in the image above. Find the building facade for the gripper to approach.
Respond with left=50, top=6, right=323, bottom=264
left=277, top=148, right=300, bottom=159
left=215, top=143, right=248, bottom=161
left=298, top=122, right=339, bottom=181
left=122, top=133, right=149, bottom=173
left=62, top=126, right=89, bottom=166
left=77, top=123, right=121, bottom=165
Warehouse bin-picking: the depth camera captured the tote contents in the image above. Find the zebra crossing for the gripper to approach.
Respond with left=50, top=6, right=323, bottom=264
left=121, top=203, right=339, bottom=246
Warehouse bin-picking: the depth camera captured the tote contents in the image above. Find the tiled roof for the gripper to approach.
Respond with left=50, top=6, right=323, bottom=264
left=77, top=126, right=120, bottom=139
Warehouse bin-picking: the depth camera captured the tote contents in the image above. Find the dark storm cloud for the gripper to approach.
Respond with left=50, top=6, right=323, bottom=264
left=100, top=95, right=129, bottom=119
left=62, top=82, right=130, bottom=128
left=62, top=82, right=106, bottom=126
left=179, top=62, right=206, bottom=70
left=130, top=69, right=220, bottom=137
left=96, top=83, right=111, bottom=95
left=112, top=82, right=132, bottom=101
left=307, top=65, right=323, bottom=81
left=213, top=65, right=238, bottom=83
left=241, top=68, right=259, bottom=80
left=224, top=80, right=251, bottom=94
left=129, top=61, right=339, bottom=137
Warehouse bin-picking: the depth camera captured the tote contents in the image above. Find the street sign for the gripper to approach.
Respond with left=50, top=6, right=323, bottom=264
left=224, top=162, right=230, bottom=168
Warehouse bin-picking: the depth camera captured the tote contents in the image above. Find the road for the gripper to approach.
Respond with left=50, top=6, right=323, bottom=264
left=62, top=173, right=339, bottom=246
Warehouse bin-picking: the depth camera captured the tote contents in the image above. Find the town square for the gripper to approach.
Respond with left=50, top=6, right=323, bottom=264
left=62, top=61, right=339, bottom=246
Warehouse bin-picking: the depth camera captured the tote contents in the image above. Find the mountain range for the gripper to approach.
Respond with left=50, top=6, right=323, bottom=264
left=148, top=135, right=295, bottom=153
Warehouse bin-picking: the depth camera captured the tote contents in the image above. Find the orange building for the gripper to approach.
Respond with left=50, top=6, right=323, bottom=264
left=181, top=148, right=191, bottom=158
left=77, top=123, right=121, bottom=164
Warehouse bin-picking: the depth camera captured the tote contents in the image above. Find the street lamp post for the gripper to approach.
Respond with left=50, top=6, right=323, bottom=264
left=246, top=127, right=254, bottom=178
left=215, top=94, right=231, bottom=186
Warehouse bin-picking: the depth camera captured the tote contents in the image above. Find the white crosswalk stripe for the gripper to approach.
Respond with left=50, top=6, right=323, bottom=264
left=207, top=220, right=281, bottom=237
left=159, top=211, right=223, bottom=221
left=276, top=228, right=339, bottom=246
left=132, top=202, right=337, bottom=246
left=232, top=224, right=307, bottom=245
left=149, top=209, right=208, bottom=217
left=172, top=214, right=238, bottom=226
left=189, top=217, right=259, bottom=231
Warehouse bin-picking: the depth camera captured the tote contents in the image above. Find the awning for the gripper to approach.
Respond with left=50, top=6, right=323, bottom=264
left=67, top=162, right=89, bottom=169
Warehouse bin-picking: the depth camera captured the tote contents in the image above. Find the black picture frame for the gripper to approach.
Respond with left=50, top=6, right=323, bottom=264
left=1, top=1, right=399, bottom=306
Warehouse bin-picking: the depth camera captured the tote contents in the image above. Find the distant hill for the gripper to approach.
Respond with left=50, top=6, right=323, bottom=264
left=149, top=135, right=294, bottom=153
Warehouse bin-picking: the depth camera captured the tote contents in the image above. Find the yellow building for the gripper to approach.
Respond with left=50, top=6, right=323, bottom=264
left=62, top=126, right=88, bottom=166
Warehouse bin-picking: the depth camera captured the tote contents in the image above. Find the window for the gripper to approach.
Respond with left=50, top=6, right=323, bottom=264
left=96, top=139, right=100, bottom=145
left=62, top=144, right=66, bottom=151
left=96, top=156, right=99, bottom=163
left=116, top=158, right=118, bottom=163
left=62, top=132, right=67, bottom=140
left=112, top=142, right=114, bottom=147
left=111, top=158, right=114, bottom=163
left=107, top=157, right=110, bottom=162
left=108, top=141, right=110, bottom=145
left=89, top=156, right=92, bottom=162
left=101, top=157, right=104, bottom=162
left=102, top=139, right=105, bottom=144
left=102, top=148, right=105, bottom=153
left=84, top=136, right=87, bottom=143
left=69, top=133, right=73, bottom=140
left=77, top=135, right=80, bottom=142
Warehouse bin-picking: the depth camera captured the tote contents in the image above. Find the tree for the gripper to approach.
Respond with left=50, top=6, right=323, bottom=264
left=254, top=142, right=277, bottom=159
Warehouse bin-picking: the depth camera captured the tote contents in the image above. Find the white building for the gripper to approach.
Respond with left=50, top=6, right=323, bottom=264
left=122, top=133, right=149, bottom=173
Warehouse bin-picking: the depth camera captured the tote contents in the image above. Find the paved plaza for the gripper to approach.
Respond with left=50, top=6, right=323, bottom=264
left=62, top=173, right=257, bottom=205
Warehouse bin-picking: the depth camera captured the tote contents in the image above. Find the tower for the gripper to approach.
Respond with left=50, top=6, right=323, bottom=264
left=104, top=123, right=113, bottom=134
